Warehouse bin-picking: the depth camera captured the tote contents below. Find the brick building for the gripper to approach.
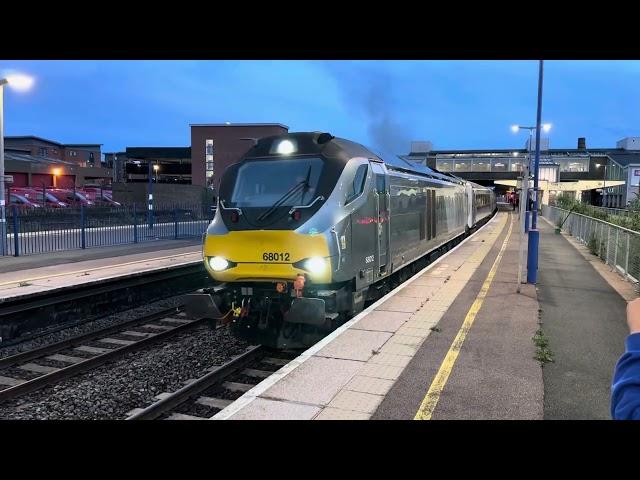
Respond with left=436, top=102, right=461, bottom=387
left=3, top=136, right=112, bottom=188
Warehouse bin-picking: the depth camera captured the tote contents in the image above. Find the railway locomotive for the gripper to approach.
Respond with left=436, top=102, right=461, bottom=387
left=190, top=132, right=496, bottom=349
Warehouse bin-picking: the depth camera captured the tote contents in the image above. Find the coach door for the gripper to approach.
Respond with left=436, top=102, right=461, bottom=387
left=371, top=162, right=390, bottom=275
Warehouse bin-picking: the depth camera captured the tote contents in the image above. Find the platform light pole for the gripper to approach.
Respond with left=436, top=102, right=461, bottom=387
left=511, top=123, right=551, bottom=293
left=529, top=60, right=545, bottom=284
left=0, top=73, right=35, bottom=256
left=596, top=163, right=607, bottom=206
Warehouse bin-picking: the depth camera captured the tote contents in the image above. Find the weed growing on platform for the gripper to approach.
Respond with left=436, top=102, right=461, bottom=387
left=533, top=329, right=554, bottom=365
left=18, top=281, right=31, bottom=287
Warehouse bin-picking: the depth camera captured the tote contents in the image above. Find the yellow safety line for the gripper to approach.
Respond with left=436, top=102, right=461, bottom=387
left=414, top=213, right=513, bottom=420
left=0, top=251, right=201, bottom=287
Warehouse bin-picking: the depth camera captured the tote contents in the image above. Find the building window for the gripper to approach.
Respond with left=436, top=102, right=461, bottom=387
left=206, top=139, right=214, bottom=156
left=70, top=150, right=77, bottom=157
left=510, top=160, right=523, bottom=172
left=454, top=159, right=471, bottom=172
left=557, top=158, right=588, bottom=173
left=436, top=158, right=453, bottom=172
left=39, top=147, right=48, bottom=157
left=491, top=158, right=509, bottom=172
left=89, top=152, right=95, bottom=162
left=471, top=158, right=491, bottom=172
left=205, top=139, right=215, bottom=185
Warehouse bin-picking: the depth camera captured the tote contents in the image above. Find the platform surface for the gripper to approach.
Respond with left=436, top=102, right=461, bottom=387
left=0, top=239, right=202, bottom=301
left=214, top=212, right=546, bottom=420
left=537, top=216, right=630, bottom=419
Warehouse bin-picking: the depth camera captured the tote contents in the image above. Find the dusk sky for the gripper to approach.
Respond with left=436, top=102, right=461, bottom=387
left=2, top=60, right=640, bottom=158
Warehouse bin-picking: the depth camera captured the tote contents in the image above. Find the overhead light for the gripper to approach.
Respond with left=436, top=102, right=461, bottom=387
left=511, top=125, right=520, bottom=133
left=512, top=152, right=519, bottom=157
left=4, top=73, right=35, bottom=92
left=542, top=123, right=552, bottom=133
left=276, top=140, right=296, bottom=155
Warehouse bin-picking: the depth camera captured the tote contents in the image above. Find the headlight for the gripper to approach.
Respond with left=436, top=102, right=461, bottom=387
left=303, top=257, right=327, bottom=274
left=209, top=256, right=229, bottom=271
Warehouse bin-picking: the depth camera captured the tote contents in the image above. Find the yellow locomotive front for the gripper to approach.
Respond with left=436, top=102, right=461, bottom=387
left=193, top=132, right=356, bottom=349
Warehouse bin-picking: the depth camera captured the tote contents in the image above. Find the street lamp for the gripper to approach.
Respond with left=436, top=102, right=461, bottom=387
left=1, top=73, right=35, bottom=256
left=596, top=163, right=607, bottom=206
left=52, top=167, right=61, bottom=188
left=511, top=122, right=551, bottom=289
left=153, top=163, right=160, bottom=183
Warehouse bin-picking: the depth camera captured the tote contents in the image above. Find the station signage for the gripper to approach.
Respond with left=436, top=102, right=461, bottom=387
left=1, top=175, right=13, bottom=184
left=631, top=168, right=640, bottom=187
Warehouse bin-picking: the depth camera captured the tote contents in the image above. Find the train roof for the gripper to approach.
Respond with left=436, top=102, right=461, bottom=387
left=247, top=132, right=465, bottom=186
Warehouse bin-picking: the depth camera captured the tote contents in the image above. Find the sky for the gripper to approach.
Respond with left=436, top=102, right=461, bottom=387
left=2, top=60, right=640, bottom=158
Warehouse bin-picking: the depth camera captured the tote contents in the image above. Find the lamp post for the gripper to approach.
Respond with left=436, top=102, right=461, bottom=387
left=526, top=60, right=546, bottom=284
left=0, top=73, right=35, bottom=256
left=596, top=163, right=607, bottom=206
left=147, top=160, right=153, bottom=229
left=511, top=120, right=551, bottom=289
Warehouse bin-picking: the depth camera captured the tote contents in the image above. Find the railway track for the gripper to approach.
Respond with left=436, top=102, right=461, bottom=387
left=126, top=346, right=296, bottom=420
left=0, top=306, right=209, bottom=403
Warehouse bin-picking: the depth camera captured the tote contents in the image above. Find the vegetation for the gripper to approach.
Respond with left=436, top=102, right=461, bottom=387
left=554, top=193, right=640, bottom=232
left=533, top=329, right=554, bottom=365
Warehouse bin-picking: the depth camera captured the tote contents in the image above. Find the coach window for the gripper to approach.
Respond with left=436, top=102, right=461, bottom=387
left=346, top=164, right=368, bottom=205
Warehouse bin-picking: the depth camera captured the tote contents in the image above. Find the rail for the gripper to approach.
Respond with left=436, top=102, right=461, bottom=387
left=542, top=205, right=640, bottom=284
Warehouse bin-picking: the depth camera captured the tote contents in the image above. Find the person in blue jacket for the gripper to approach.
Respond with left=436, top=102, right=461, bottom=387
left=611, top=297, right=640, bottom=420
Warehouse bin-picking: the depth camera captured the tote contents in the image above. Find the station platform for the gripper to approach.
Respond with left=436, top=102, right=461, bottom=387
left=0, top=239, right=202, bottom=302
left=213, top=212, right=545, bottom=420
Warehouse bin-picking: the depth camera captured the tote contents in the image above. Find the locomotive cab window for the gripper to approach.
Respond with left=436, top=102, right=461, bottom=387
left=345, top=164, right=368, bottom=205
left=230, top=157, right=324, bottom=208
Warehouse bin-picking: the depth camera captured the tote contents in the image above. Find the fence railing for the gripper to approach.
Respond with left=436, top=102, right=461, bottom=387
left=543, top=205, right=640, bottom=283
left=590, top=205, right=630, bottom=217
left=1, top=202, right=215, bottom=257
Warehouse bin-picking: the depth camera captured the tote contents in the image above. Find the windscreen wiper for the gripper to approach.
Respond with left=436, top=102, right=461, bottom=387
left=256, top=166, right=312, bottom=222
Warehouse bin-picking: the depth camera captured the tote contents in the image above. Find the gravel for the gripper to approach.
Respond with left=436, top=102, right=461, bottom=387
left=0, top=324, right=250, bottom=420
left=0, top=294, right=186, bottom=359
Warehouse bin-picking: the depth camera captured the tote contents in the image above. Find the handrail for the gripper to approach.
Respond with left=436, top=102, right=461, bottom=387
left=548, top=206, right=640, bottom=236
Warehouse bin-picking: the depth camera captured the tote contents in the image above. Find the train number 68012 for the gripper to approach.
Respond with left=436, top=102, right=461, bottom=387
left=263, top=252, right=290, bottom=262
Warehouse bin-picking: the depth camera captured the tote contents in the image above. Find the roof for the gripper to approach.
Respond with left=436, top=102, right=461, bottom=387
left=189, top=123, right=289, bottom=129
left=64, top=143, right=103, bottom=147
left=5, top=135, right=63, bottom=146
left=605, top=151, right=640, bottom=167
left=4, top=151, right=75, bottom=166
left=126, top=147, right=191, bottom=159
left=5, top=136, right=102, bottom=148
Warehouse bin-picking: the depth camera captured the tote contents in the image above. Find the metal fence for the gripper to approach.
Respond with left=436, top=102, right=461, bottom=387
left=590, top=206, right=630, bottom=217
left=1, top=203, right=214, bottom=257
left=543, top=205, right=640, bottom=283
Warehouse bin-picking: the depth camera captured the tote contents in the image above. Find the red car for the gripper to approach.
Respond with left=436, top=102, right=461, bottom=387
left=48, top=189, right=95, bottom=206
left=9, top=192, right=42, bottom=209
left=13, top=188, right=69, bottom=208
left=82, top=189, right=121, bottom=206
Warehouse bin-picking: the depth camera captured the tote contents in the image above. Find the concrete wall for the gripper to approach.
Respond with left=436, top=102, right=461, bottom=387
left=111, top=182, right=213, bottom=206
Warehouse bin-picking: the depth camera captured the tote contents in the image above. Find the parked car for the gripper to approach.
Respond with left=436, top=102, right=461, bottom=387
left=13, top=187, right=69, bottom=208
left=48, top=189, right=95, bottom=206
left=82, top=190, right=121, bottom=207
left=9, top=193, right=41, bottom=209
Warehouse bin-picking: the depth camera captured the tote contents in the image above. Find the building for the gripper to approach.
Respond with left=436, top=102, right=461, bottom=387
left=108, top=123, right=288, bottom=206
left=3, top=136, right=112, bottom=188
left=190, top=123, right=289, bottom=190
left=402, top=136, right=640, bottom=208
